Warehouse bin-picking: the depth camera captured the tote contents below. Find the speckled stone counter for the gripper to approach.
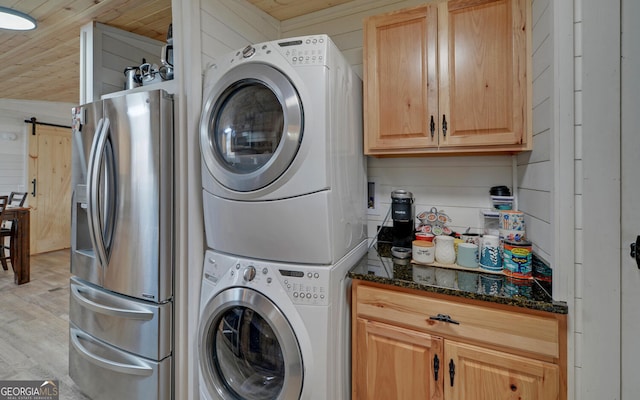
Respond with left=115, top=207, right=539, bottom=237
left=348, top=247, right=568, bottom=314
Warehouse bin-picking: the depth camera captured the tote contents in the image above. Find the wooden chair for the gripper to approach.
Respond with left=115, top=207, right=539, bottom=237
left=8, top=192, right=27, bottom=207
left=0, top=196, right=11, bottom=271
left=1, top=192, right=27, bottom=270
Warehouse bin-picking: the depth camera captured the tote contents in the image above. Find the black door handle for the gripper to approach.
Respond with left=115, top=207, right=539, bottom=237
left=31, top=178, right=36, bottom=197
left=631, top=236, right=640, bottom=269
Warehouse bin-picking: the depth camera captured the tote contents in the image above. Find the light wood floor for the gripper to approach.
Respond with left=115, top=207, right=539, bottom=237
left=0, top=249, right=90, bottom=399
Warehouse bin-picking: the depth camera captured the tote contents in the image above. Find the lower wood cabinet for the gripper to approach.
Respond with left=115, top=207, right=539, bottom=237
left=351, top=281, right=566, bottom=400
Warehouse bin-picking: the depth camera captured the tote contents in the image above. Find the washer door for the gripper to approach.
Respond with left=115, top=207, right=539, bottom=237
left=199, top=287, right=303, bottom=400
left=200, top=63, right=303, bottom=192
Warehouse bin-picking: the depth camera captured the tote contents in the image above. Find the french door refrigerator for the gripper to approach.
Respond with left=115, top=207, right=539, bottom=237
left=69, top=89, right=173, bottom=400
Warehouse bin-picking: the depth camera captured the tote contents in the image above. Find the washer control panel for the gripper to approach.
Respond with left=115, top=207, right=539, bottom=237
left=202, top=251, right=331, bottom=306
left=276, top=267, right=330, bottom=306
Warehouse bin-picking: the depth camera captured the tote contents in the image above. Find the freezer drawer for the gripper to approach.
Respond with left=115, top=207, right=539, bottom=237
left=69, top=277, right=172, bottom=360
left=69, top=325, right=172, bottom=400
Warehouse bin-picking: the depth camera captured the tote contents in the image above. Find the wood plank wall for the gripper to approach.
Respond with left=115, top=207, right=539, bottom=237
left=81, top=22, right=166, bottom=103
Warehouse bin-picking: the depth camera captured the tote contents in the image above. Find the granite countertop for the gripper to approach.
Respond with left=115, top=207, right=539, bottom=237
left=348, top=245, right=568, bottom=314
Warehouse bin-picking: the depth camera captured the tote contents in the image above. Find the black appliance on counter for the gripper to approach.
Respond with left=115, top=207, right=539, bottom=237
left=391, top=189, right=414, bottom=250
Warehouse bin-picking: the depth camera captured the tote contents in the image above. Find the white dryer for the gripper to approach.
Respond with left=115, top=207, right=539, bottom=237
left=199, top=34, right=366, bottom=265
left=198, top=240, right=366, bottom=400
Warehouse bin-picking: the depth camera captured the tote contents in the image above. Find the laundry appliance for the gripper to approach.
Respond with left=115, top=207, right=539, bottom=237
left=198, top=240, right=366, bottom=400
left=199, top=34, right=366, bottom=265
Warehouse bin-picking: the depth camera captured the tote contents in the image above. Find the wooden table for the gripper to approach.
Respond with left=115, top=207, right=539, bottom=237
left=2, top=207, right=30, bottom=284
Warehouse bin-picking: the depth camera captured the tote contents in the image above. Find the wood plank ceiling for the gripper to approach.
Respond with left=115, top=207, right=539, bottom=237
left=0, top=0, right=354, bottom=104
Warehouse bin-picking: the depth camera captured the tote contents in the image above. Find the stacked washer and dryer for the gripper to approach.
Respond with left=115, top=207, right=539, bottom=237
left=198, top=35, right=367, bottom=400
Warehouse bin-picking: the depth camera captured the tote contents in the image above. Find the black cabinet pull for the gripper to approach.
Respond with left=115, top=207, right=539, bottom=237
left=429, top=313, right=460, bottom=325
left=433, top=354, right=440, bottom=381
left=442, top=114, right=448, bottom=137
left=31, top=178, right=37, bottom=197
left=449, top=359, right=456, bottom=386
left=430, top=115, right=435, bottom=139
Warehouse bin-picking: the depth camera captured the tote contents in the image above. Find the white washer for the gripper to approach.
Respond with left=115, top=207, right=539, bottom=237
left=198, top=240, right=366, bottom=400
left=199, top=35, right=366, bottom=265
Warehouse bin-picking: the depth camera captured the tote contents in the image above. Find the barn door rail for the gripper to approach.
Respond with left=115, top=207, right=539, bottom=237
left=24, top=117, right=71, bottom=135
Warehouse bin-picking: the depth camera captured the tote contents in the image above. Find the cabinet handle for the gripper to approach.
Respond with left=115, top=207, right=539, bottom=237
left=430, top=115, right=435, bottom=139
left=449, top=359, right=456, bottom=387
left=442, top=114, right=448, bottom=137
left=433, top=354, right=440, bottom=381
left=429, top=313, right=460, bottom=325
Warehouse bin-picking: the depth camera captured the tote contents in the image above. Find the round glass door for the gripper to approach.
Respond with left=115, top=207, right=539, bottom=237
left=200, top=63, right=303, bottom=192
left=199, top=287, right=303, bottom=400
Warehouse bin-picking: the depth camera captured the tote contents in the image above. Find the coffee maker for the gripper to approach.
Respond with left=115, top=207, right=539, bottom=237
left=391, top=189, right=415, bottom=250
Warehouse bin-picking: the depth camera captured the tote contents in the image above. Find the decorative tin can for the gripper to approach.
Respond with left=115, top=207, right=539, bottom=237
left=502, top=239, right=533, bottom=278
left=499, top=210, right=525, bottom=231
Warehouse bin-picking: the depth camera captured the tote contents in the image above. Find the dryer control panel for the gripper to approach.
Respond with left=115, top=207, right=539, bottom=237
left=229, top=35, right=330, bottom=67
left=276, top=35, right=328, bottom=66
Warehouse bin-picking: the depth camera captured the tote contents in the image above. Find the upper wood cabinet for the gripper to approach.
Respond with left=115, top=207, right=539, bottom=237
left=363, top=0, right=532, bottom=155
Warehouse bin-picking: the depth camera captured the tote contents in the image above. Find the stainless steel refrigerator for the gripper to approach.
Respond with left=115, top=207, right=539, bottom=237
left=69, top=89, right=173, bottom=400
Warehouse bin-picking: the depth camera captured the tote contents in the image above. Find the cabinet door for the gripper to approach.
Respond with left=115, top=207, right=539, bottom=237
left=438, top=0, right=530, bottom=149
left=444, top=341, right=559, bottom=400
left=363, top=5, right=439, bottom=154
left=353, top=318, right=443, bottom=400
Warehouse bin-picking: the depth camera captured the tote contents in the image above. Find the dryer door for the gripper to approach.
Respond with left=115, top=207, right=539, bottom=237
left=200, top=63, right=303, bottom=192
left=199, top=287, right=303, bottom=400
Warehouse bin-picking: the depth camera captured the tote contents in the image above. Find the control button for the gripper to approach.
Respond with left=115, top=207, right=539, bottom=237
left=262, top=268, right=268, bottom=275
left=287, top=284, right=291, bottom=289
left=292, top=57, right=297, bottom=61
left=243, top=266, right=256, bottom=282
left=306, top=293, right=312, bottom=299
left=293, top=292, right=298, bottom=298
left=312, top=39, right=317, bottom=44
left=306, top=39, right=310, bottom=44
left=242, top=45, right=256, bottom=58
left=208, top=257, right=215, bottom=264
left=236, top=264, right=240, bottom=270
left=314, top=273, right=319, bottom=278
left=284, top=280, right=288, bottom=284
left=267, top=277, right=272, bottom=284
left=262, top=45, right=267, bottom=50
left=314, top=294, right=318, bottom=299
left=307, top=272, right=312, bottom=278
left=320, top=294, right=325, bottom=299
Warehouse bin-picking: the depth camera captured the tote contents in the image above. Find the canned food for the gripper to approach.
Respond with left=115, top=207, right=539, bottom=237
left=502, top=240, right=532, bottom=278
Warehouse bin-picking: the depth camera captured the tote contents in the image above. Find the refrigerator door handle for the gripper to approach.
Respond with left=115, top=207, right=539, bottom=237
left=69, top=327, right=154, bottom=376
left=71, top=282, right=154, bottom=321
left=86, top=117, right=104, bottom=265
left=87, top=117, right=112, bottom=267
